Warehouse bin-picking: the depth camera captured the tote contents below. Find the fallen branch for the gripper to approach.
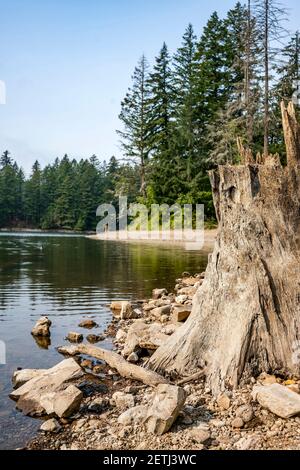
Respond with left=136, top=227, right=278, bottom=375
left=176, top=370, right=205, bottom=386
left=57, top=344, right=169, bottom=387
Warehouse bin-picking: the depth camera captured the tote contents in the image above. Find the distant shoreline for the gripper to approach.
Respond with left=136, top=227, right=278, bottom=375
left=0, top=228, right=93, bottom=235
left=88, top=228, right=218, bottom=249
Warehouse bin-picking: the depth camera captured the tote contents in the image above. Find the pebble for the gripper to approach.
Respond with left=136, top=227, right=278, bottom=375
left=231, top=417, right=244, bottom=428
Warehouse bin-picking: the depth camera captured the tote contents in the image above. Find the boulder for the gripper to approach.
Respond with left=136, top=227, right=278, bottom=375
left=115, top=329, right=127, bottom=342
left=151, top=305, right=171, bottom=318
left=110, top=301, right=135, bottom=319
left=52, top=385, right=83, bottom=418
left=40, top=418, right=61, bottom=433
left=111, top=391, right=135, bottom=409
left=122, top=321, right=148, bottom=357
left=176, top=287, right=197, bottom=297
left=118, top=405, right=147, bottom=426
left=10, top=358, right=84, bottom=417
left=139, top=331, right=169, bottom=351
left=152, top=289, right=168, bottom=300
left=172, top=305, right=192, bottom=323
left=144, top=384, right=186, bottom=435
left=86, top=334, right=104, bottom=344
left=78, top=319, right=97, bottom=329
left=253, top=383, right=300, bottom=418
left=88, top=397, right=109, bottom=413
left=12, top=369, right=46, bottom=389
left=31, top=316, right=51, bottom=337
left=66, top=332, right=83, bottom=343
left=175, top=295, right=189, bottom=305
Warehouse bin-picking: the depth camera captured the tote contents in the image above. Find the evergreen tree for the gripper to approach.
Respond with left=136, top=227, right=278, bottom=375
left=117, top=55, right=152, bottom=197
left=172, top=24, right=200, bottom=184
left=24, top=161, right=41, bottom=226
left=147, top=43, right=179, bottom=204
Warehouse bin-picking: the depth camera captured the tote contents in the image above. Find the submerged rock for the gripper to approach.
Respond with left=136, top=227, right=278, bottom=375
left=78, top=319, right=98, bottom=329
left=31, top=316, right=52, bottom=337
left=66, top=332, right=83, bottom=343
left=86, top=334, right=105, bottom=344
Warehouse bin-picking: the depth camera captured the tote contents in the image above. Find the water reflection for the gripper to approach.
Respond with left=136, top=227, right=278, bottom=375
left=0, top=233, right=209, bottom=449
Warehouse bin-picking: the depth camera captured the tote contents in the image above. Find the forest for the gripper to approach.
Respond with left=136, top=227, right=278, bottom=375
left=1, top=1, right=299, bottom=231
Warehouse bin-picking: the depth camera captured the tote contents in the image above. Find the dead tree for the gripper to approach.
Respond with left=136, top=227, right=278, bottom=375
left=148, top=102, right=300, bottom=395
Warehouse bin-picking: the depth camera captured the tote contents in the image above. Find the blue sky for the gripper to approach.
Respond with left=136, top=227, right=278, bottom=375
left=0, top=0, right=299, bottom=174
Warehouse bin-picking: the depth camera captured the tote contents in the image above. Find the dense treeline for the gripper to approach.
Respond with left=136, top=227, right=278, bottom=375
left=1, top=1, right=299, bottom=231
left=0, top=152, right=140, bottom=230
left=118, top=1, right=300, bottom=211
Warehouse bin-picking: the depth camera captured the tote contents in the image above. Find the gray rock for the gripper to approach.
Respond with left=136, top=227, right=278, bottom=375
left=12, top=369, right=47, bottom=389
left=231, top=417, right=244, bottom=428
left=217, top=393, right=231, bottom=410
left=152, top=289, right=168, bottom=300
left=112, top=392, right=135, bottom=409
left=122, top=321, right=148, bottom=357
left=253, top=383, right=300, bottom=418
left=235, top=434, right=261, bottom=450
left=127, top=352, right=139, bottom=363
left=151, top=306, right=171, bottom=318
left=78, top=319, right=97, bottom=329
left=31, top=316, right=51, bottom=337
left=235, top=404, right=254, bottom=423
left=110, top=301, right=136, bottom=319
left=10, top=358, right=84, bottom=416
left=172, top=305, right=192, bottom=323
left=66, top=332, right=83, bottom=343
left=88, top=397, right=109, bottom=413
left=52, top=385, right=83, bottom=418
left=189, top=424, right=211, bottom=443
left=40, top=418, right=61, bottom=433
left=118, top=405, right=148, bottom=426
left=144, top=384, right=186, bottom=435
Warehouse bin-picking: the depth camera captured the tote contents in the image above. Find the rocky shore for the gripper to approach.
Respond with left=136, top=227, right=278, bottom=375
left=10, top=273, right=300, bottom=451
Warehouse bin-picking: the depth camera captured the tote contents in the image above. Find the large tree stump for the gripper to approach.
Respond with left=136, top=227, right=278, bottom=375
left=148, top=102, right=300, bottom=394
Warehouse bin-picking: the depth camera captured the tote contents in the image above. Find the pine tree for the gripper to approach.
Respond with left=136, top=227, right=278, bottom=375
left=24, top=161, right=41, bottom=226
left=172, top=24, right=199, bottom=183
left=117, top=55, right=152, bottom=197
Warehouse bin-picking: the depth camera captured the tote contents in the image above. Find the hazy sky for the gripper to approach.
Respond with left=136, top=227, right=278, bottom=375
left=0, top=0, right=299, bottom=174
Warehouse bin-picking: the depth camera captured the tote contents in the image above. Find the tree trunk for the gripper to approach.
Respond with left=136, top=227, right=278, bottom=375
left=147, top=102, right=300, bottom=395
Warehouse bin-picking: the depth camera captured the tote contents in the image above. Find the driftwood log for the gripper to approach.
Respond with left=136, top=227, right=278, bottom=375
left=57, top=344, right=169, bottom=387
left=147, top=102, right=300, bottom=394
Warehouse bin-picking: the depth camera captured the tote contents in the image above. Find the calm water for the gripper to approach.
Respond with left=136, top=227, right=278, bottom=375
left=0, top=233, right=209, bottom=449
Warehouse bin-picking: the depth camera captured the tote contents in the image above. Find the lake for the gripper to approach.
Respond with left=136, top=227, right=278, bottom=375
left=0, top=233, right=209, bottom=449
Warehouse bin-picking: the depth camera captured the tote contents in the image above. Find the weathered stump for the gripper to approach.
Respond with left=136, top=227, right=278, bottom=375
left=148, top=102, right=300, bottom=394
